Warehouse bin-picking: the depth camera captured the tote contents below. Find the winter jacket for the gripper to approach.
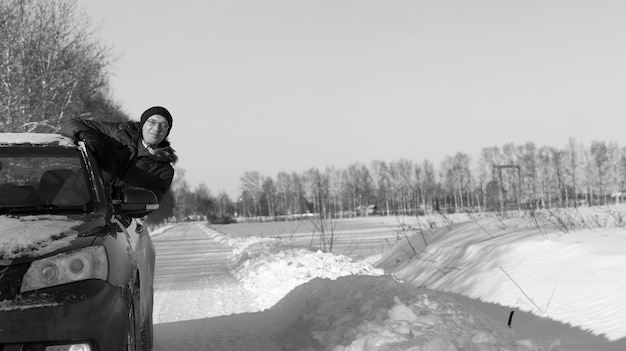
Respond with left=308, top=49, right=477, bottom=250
left=61, top=117, right=177, bottom=203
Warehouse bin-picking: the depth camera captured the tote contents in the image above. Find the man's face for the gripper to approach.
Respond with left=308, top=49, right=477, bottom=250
left=142, top=114, right=170, bottom=146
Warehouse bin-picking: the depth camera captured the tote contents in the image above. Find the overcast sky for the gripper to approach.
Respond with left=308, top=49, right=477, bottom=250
left=76, top=0, right=626, bottom=198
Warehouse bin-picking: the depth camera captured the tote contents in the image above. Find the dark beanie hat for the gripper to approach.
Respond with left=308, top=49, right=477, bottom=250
left=140, top=106, right=173, bottom=136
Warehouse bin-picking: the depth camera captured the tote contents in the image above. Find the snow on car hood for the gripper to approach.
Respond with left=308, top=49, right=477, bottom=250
left=0, top=133, right=75, bottom=147
left=0, top=215, right=83, bottom=259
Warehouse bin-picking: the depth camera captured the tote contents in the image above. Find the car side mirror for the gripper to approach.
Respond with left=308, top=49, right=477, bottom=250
left=114, top=187, right=159, bottom=216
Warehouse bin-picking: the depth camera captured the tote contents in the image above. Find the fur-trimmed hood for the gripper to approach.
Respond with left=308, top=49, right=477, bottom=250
left=117, top=121, right=178, bottom=164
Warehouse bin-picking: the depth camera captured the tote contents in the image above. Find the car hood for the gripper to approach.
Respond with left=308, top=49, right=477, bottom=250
left=0, top=214, right=104, bottom=261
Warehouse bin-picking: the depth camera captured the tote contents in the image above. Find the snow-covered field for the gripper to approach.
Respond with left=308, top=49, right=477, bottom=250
left=379, top=209, right=626, bottom=343
left=151, top=206, right=626, bottom=351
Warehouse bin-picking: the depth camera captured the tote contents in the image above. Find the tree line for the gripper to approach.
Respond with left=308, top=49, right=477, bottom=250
left=164, top=138, right=626, bottom=224
left=228, top=139, right=626, bottom=221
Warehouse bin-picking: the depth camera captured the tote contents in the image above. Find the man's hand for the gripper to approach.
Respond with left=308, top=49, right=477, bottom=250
left=77, top=130, right=104, bottom=157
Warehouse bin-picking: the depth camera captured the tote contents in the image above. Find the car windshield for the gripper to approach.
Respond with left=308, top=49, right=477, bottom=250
left=0, top=147, right=94, bottom=213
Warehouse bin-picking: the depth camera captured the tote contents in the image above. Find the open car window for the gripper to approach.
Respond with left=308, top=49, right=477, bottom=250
left=0, top=147, right=94, bottom=213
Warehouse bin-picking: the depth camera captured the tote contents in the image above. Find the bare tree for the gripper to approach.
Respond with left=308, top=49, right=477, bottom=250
left=455, top=153, right=472, bottom=209
left=549, top=147, right=567, bottom=207
left=480, top=146, right=505, bottom=211
left=369, top=160, right=390, bottom=216
left=589, top=141, right=610, bottom=204
left=260, top=176, right=277, bottom=218
left=536, top=146, right=555, bottom=208
left=607, top=142, right=621, bottom=199
left=0, top=2, right=28, bottom=131
left=389, top=159, right=413, bottom=214
left=194, top=183, right=213, bottom=218
left=291, top=172, right=309, bottom=215
left=421, top=160, right=437, bottom=212
left=413, top=163, right=423, bottom=212
left=346, top=163, right=360, bottom=213
left=518, top=142, right=539, bottom=207
left=618, top=147, right=626, bottom=195
left=564, top=138, right=582, bottom=207
left=276, top=171, right=293, bottom=218
left=240, top=171, right=262, bottom=217
left=0, top=0, right=116, bottom=132
left=326, top=166, right=344, bottom=217
left=171, top=167, right=191, bottom=220
left=440, top=153, right=472, bottom=210
left=216, top=191, right=233, bottom=218
left=304, top=168, right=331, bottom=218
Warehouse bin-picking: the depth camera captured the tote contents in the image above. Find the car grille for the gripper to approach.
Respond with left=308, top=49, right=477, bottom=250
left=0, top=263, right=29, bottom=300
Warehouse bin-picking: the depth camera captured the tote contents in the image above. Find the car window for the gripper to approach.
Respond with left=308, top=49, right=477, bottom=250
left=0, top=148, right=93, bottom=211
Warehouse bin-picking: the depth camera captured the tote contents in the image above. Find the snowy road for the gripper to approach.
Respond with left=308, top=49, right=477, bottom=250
left=149, top=223, right=296, bottom=350
left=152, top=222, right=258, bottom=323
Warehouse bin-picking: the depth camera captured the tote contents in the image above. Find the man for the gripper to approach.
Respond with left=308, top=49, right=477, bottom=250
left=61, top=106, right=177, bottom=204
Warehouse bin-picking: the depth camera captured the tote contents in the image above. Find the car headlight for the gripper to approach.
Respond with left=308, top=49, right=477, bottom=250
left=20, top=246, right=108, bottom=292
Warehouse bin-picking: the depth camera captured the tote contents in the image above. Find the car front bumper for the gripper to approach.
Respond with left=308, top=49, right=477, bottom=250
left=0, top=280, right=129, bottom=351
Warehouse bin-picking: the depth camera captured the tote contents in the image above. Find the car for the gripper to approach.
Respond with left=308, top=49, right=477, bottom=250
left=0, top=133, right=158, bottom=351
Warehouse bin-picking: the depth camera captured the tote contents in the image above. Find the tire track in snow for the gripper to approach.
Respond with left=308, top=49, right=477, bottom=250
left=152, top=222, right=258, bottom=324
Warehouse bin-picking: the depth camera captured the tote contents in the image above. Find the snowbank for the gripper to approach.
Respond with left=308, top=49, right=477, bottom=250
left=379, top=208, right=626, bottom=341
left=231, top=236, right=384, bottom=309
left=274, top=275, right=557, bottom=351
left=214, top=231, right=555, bottom=350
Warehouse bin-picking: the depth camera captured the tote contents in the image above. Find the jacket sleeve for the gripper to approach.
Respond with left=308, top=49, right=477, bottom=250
left=61, top=117, right=130, bottom=180
left=148, top=165, right=174, bottom=204
left=60, top=117, right=120, bottom=140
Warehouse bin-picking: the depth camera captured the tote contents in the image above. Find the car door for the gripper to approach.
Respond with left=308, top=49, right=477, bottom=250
left=82, top=143, right=156, bottom=325
left=115, top=216, right=155, bottom=323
